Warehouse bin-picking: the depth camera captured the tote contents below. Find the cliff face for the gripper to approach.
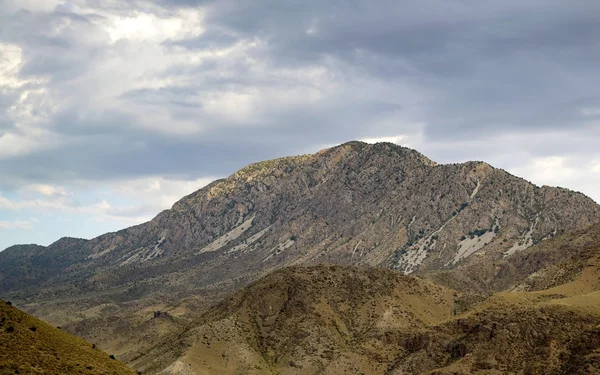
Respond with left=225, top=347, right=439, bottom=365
left=1, top=141, right=598, bottom=303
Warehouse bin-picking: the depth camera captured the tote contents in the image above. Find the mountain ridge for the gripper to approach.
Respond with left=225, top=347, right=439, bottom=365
left=1, top=141, right=599, bottom=365
left=3, top=141, right=595, bottom=253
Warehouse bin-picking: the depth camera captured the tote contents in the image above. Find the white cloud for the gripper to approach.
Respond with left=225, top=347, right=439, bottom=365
left=506, top=156, right=600, bottom=203
left=580, top=107, right=600, bottom=117
left=0, top=176, right=215, bottom=226
left=0, top=218, right=38, bottom=230
left=1, top=0, right=61, bottom=12
left=0, top=133, right=41, bottom=159
left=360, top=135, right=407, bottom=145
left=105, top=10, right=205, bottom=43
left=0, top=43, right=28, bottom=89
left=510, top=156, right=574, bottom=187
left=102, top=176, right=216, bottom=210
left=20, top=184, right=69, bottom=197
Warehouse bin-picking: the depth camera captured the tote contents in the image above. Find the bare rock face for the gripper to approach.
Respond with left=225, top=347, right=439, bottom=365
left=1, top=141, right=598, bottom=303
left=1, top=141, right=599, bottom=369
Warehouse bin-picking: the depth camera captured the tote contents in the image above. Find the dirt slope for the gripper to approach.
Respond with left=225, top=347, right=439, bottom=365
left=0, top=299, right=136, bottom=375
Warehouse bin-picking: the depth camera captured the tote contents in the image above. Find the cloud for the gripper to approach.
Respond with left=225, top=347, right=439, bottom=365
left=0, top=218, right=38, bottom=230
left=0, top=0, right=599, bottom=246
left=21, top=184, right=69, bottom=197
left=0, top=176, right=214, bottom=224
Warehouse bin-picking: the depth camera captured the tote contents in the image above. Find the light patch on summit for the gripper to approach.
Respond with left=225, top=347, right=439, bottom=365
left=160, top=360, right=195, bottom=375
left=197, top=215, right=256, bottom=254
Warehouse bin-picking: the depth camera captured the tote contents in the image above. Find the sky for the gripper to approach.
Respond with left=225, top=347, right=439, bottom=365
left=1, top=0, right=600, bottom=251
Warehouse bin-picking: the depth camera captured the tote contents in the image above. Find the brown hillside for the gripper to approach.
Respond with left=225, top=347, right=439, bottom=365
left=133, top=256, right=600, bottom=374
left=0, top=299, right=136, bottom=375
left=132, top=265, right=457, bottom=375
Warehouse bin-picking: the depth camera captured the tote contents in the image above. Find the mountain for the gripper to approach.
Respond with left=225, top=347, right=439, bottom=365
left=133, top=221, right=600, bottom=374
left=428, top=220, right=600, bottom=295
left=2, top=142, right=597, bottom=297
left=1, top=141, right=599, bottom=362
left=131, top=256, right=600, bottom=374
left=0, top=299, right=135, bottom=374
left=131, top=265, right=458, bottom=375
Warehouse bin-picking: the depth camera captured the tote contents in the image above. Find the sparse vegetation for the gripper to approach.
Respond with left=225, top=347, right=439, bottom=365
left=468, top=228, right=488, bottom=237
left=0, top=300, right=135, bottom=374
left=1, top=142, right=599, bottom=374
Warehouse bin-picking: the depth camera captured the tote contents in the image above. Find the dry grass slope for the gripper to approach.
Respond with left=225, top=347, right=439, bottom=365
left=134, top=245, right=600, bottom=375
left=133, top=265, right=458, bottom=374
left=0, top=299, right=136, bottom=375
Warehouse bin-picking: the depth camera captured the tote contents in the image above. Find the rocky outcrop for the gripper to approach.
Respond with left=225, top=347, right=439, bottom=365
left=1, top=141, right=598, bottom=303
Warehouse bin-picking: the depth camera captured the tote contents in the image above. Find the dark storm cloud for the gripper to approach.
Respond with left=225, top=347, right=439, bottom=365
left=0, top=0, right=599, bottom=192
left=185, top=0, right=600, bottom=137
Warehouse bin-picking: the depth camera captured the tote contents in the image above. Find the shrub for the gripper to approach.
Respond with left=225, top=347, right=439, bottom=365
left=468, top=228, right=488, bottom=237
left=109, top=355, right=116, bottom=360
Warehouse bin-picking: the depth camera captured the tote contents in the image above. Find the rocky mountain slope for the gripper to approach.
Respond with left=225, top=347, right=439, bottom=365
left=0, top=299, right=135, bottom=374
left=427, top=221, right=600, bottom=295
left=139, top=222, right=600, bottom=374
left=1, top=141, right=599, bottom=363
left=1, top=142, right=597, bottom=299
left=127, top=223, right=600, bottom=374
left=132, top=251, right=600, bottom=375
